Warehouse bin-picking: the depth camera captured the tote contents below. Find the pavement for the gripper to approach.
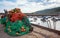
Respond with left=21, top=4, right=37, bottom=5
left=0, top=24, right=60, bottom=38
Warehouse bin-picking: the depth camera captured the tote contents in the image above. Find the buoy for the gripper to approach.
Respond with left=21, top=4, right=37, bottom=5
left=9, top=30, right=11, bottom=32
left=16, top=32, right=19, bottom=35
left=8, top=28, right=11, bottom=32
left=21, top=26, right=26, bottom=32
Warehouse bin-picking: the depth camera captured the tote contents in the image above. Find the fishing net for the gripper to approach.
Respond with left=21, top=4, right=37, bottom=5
left=0, top=16, right=32, bottom=36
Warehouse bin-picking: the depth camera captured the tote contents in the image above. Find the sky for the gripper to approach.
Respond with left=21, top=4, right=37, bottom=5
left=0, top=0, right=60, bottom=13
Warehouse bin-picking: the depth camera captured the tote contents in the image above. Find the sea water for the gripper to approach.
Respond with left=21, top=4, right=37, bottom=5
left=28, top=16, right=60, bottom=31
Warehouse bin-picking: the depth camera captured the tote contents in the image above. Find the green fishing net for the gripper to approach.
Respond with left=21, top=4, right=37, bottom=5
left=0, top=16, right=32, bottom=36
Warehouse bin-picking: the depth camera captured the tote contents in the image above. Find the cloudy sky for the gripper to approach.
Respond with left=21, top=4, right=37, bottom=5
left=0, top=0, right=60, bottom=13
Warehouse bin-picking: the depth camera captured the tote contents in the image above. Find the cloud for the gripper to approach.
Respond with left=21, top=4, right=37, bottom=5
left=56, top=0, right=60, bottom=4
left=0, top=0, right=60, bottom=13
